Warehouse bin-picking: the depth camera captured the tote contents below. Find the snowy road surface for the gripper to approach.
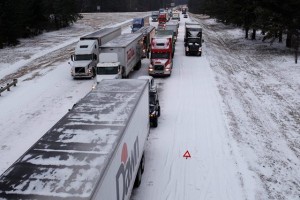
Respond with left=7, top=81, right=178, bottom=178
left=132, top=16, right=248, bottom=200
left=0, top=11, right=299, bottom=200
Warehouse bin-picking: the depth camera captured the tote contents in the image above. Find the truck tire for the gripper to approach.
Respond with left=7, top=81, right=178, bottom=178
left=141, top=154, right=145, bottom=173
left=152, top=116, right=158, bottom=127
left=92, top=68, right=96, bottom=79
left=134, top=60, right=142, bottom=70
left=185, top=51, right=188, bottom=56
left=134, top=165, right=142, bottom=187
left=158, top=106, right=161, bottom=117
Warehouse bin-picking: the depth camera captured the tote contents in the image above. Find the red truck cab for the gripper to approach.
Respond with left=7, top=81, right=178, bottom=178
left=149, top=37, right=173, bottom=76
left=158, top=13, right=167, bottom=24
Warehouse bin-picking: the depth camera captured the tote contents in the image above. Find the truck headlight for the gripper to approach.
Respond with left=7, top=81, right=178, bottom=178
left=186, top=47, right=189, bottom=51
left=199, top=47, right=202, bottom=51
left=165, top=64, right=171, bottom=71
left=149, top=64, right=154, bottom=71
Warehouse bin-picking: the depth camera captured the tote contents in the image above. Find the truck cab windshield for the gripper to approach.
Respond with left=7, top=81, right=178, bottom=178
left=97, top=66, right=119, bottom=75
left=133, top=24, right=142, bottom=29
left=151, top=53, right=169, bottom=59
left=75, top=54, right=93, bottom=61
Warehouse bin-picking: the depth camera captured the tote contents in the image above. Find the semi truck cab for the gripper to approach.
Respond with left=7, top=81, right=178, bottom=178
left=96, top=53, right=121, bottom=83
left=70, top=40, right=98, bottom=78
left=149, top=37, right=173, bottom=76
left=184, top=23, right=203, bottom=56
left=132, top=18, right=145, bottom=33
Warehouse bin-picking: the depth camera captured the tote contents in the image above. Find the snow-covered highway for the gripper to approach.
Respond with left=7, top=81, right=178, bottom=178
left=0, top=11, right=299, bottom=200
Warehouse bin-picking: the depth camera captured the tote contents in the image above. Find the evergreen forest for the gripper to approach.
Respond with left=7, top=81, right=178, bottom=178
left=188, top=0, right=300, bottom=48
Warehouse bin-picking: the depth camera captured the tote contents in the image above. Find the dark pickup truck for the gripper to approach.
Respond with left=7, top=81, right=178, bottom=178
left=149, top=89, right=160, bottom=127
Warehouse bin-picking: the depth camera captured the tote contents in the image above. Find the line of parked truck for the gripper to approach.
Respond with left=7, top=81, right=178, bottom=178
left=0, top=16, right=165, bottom=200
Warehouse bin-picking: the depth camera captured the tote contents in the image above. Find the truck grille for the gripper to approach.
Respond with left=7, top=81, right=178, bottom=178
left=154, top=65, right=164, bottom=70
left=189, top=46, right=199, bottom=51
left=75, top=67, right=85, bottom=73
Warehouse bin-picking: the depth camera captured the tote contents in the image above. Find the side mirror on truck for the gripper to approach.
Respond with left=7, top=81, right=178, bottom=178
left=70, top=54, right=74, bottom=61
left=93, top=54, right=97, bottom=60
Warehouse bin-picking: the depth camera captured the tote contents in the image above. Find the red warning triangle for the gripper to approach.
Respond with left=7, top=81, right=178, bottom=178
left=183, top=150, right=191, bottom=159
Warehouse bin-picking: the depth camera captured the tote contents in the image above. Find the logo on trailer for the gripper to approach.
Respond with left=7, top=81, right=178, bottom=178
left=127, top=48, right=135, bottom=63
left=116, top=137, right=139, bottom=200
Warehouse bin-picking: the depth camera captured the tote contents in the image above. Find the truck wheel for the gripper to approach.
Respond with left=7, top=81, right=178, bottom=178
left=152, top=117, right=158, bottom=127
left=185, top=51, right=188, bottom=56
left=141, top=154, right=145, bottom=173
left=134, top=60, right=142, bottom=70
left=158, top=106, right=161, bottom=117
left=134, top=165, right=142, bottom=187
left=92, top=68, right=96, bottom=78
left=199, top=52, right=202, bottom=56
left=137, top=60, right=142, bottom=69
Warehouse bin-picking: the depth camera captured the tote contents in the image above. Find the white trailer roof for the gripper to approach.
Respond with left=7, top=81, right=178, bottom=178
left=81, top=27, right=121, bottom=39
left=101, top=33, right=142, bottom=48
left=0, top=79, right=148, bottom=200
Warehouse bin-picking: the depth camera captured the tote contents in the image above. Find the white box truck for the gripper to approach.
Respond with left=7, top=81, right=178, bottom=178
left=70, top=27, right=121, bottom=78
left=0, top=79, right=150, bottom=200
left=96, top=53, right=122, bottom=83
left=99, top=33, right=144, bottom=79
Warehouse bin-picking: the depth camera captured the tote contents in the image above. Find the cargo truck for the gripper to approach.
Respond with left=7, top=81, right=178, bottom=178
left=96, top=53, right=122, bottom=83
left=99, top=33, right=144, bottom=79
left=131, top=16, right=150, bottom=33
left=172, top=11, right=180, bottom=21
left=165, top=22, right=179, bottom=42
left=151, top=11, right=159, bottom=22
left=158, top=13, right=167, bottom=24
left=0, top=79, right=150, bottom=200
left=135, top=25, right=156, bottom=58
left=156, top=29, right=176, bottom=51
left=70, top=27, right=121, bottom=78
left=184, top=22, right=203, bottom=56
left=148, top=36, right=173, bottom=76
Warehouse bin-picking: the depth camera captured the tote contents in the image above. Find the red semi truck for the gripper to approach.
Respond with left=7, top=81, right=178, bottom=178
left=158, top=13, right=167, bottom=24
left=148, top=36, right=173, bottom=76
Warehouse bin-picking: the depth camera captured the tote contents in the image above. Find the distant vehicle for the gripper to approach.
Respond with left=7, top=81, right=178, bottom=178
left=131, top=17, right=149, bottom=33
left=151, top=11, right=159, bottom=22
left=100, top=33, right=144, bottom=78
left=182, top=7, right=187, bottom=14
left=132, top=18, right=144, bottom=33
left=70, top=27, right=121, bottom=78
left=0, top=79, right=150, bottom=200
left=184, top=14, right=188, bottom=18
left=159, top=8, right=165, bottom=13
left=172, top=12, right=180, bottom=21
left=184, top=22, right=203, bottom=56
left=158, top=13, right=167, bottom=24
left=165, top=22, right=179, bottom=41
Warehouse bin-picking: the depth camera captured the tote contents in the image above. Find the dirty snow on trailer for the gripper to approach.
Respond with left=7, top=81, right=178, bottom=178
left=0, top=79, right=149, bottom=200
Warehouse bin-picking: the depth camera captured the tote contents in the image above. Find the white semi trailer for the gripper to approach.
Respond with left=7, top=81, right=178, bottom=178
left=0, top=79, right=150, bottom=200
left=98, top=33, right=144, bottom=79
left=70, top=27, right=121, bottom=78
